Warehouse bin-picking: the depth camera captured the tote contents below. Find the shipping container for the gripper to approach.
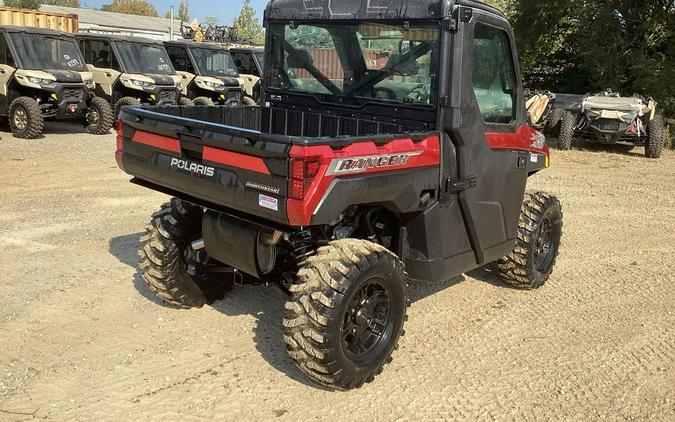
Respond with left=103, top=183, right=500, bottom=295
left=0, top=7, right=78, bottom=33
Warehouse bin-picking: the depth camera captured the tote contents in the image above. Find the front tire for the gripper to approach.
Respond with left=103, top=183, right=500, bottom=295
left=645, top=114, right=664, bottom=159
left=558, top=111, right=575, bottom=150
left=139, top=198, right=233, bottom=308
left=85, top=96, right=114, bottom=135
left=498, top=192, right=563, bottom=289
left=283, top=239, right=408, bottom=390
left=242, top=96, right=257, bottom=106
left=178, top=97, right=194, bottom=106
left=9, top=97, right=44, bottom=139
left=114, top=97, right=141, bottom=118
left=193, top=97, right=215, bottom=106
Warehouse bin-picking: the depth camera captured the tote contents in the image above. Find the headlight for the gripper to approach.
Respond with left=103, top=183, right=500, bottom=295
left=205, top=81, right=223, bottom=89
left=85, top=80, right=96, bottom=89
left=28, top=77, right=54, bottom=86
left=132, top=79, right=154, bottom=88
left=121, top=77, right=154, bottom=90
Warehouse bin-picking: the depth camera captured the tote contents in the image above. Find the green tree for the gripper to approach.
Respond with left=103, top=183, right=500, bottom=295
left=101, top=0, right=158, bottom=17
left=41, top=0, right=81, bottom=6
left=232, top=0, right=264, bottom=45
left=204, top=16, right=218, bottom=27
left=165, top=0, right=189, bottom=21
left=3, top=0, right=42, bottom=9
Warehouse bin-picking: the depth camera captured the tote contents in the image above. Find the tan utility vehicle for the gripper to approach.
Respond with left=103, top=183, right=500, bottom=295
left=558, top=90, right=664, bottom=158
left=164, top=41, right=247, bottom=106
left=229, top=47, right=263, bottom=104
left=0, top=26, right=113, bottom=138
left=76, top=34, right=193, bottom=116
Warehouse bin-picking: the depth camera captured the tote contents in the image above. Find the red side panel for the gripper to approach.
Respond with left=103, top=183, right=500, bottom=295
left=203, top=146, right=271, bottom=175
left=131, top=130, right=181, bottom=153
left=286, top=135, right=441, bottom=226
left=485, top=124, right=550, bottom=156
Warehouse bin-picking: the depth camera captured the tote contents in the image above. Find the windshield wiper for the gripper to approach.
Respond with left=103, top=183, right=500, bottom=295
left=343, top=41, right=434, bottom=96
left=282, top=40, right=343, bottom=96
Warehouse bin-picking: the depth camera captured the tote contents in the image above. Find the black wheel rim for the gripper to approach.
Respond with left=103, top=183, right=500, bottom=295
left=342, top=278, right=391, bottom=362
left=534, top=213, right=556, bottom=272
left=86, top=107, right=100, bottom=125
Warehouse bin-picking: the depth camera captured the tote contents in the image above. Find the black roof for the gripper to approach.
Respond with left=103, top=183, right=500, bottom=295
left=264, top=0, right=504, bottom=20
left=75, top=33, right=163, bottom=45
left=0, top=25, right=77, bottom=37
left=228, top=47, right=264, bottom=53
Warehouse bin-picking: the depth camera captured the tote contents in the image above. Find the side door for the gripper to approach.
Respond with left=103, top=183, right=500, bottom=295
left=165, top=45, right=194, bottom=94
left=0, top=33, right=17, bottom=113
left=83, top=39, right=120, bottom=98
left=446, top=5, right=531, bottom=265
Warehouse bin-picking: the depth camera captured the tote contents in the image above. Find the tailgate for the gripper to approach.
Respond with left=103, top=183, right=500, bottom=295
left=116, top=106, right=292, bottom=225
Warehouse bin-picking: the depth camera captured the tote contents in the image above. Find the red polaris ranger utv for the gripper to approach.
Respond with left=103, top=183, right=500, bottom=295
left=116, top=0, right=563, bottom=390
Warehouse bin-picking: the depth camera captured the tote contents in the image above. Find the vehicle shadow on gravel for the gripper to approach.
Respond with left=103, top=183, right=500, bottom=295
left=108, top=232, right=328, bottom=388
left=109, top=232, right=520, bottom=387
left=0, top=121, right=109, bottom=138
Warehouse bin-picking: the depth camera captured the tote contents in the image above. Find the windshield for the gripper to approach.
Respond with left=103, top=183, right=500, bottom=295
left=255, top=52, right=264, bottom=67
left=114, top=42, right=174, bottom=75
left=190, top=48, right=239, bottom=77
left=267, top=22, right=439, bottom=106
left=9, top=33, right=85, bottom=71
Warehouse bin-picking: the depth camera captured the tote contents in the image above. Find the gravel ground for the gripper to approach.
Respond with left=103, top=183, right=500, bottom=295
left=0, top=123, right=673, bottom=421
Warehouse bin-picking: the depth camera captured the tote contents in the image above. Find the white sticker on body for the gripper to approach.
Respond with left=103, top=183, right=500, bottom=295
left=259, top=194, right=278, bottom=211
left=530, top=153, right=539, bottom=163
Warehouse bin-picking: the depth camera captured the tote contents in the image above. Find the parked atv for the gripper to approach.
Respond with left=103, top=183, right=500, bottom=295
left=0, top=26, right=113, bottom=138
left=164, top=41, right=245, bottom=106
left=116, top=0, right=564, bottom=390
left=76, top=34, right=193, bottom=117
left=229, top=47, right=263, bottom=104
left=558, top=90, right=664, bottom=158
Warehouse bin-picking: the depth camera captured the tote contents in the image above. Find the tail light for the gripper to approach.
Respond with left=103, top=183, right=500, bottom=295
left=115, top=118, right=125, bottom=170
left=288, top=157, right=321, bottom=200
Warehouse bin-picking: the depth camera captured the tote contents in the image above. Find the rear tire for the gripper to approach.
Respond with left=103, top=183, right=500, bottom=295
left=283, top=239, right=408, bottom=390
left=139, top=198, right=233, bottom=308
left=498, top=192, right=563, bottom=289
left=193, top=97, right=215, bottom=106
left=178, top=97, right=194, bottom=106
left=9, top=97, right=43, bottom=139
left=546, top=108, right=563, bottom=134
left=645, top=114, right=664, bottom=159
left=558, top=112, right=575, bottom=150
left=115, top=97, right=140, bottom=119
left=85, top=96, right=114, bottom=135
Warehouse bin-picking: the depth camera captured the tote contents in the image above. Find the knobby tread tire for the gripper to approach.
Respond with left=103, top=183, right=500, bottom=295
left=138, top=198, right=209, bottom=308
left=242, top=96, right=257, bottom=106
left=193, top=97, right=215, bottom=106
left=115, top=97, right=141, bottom=119
left=282, top=239, right=408, bottom=390
left=645, top=114, right=664, bottom=159
left=498, top=192, right=563, bottom=289
left=9, top=97, right=44, bottom=139
left=546, top=108, right=564, bottom=134
left=86, top=96, right=114, bottom=135
left=558, top=111, right=575, bottom=150
left=178, top=97, right=194, bottom=107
